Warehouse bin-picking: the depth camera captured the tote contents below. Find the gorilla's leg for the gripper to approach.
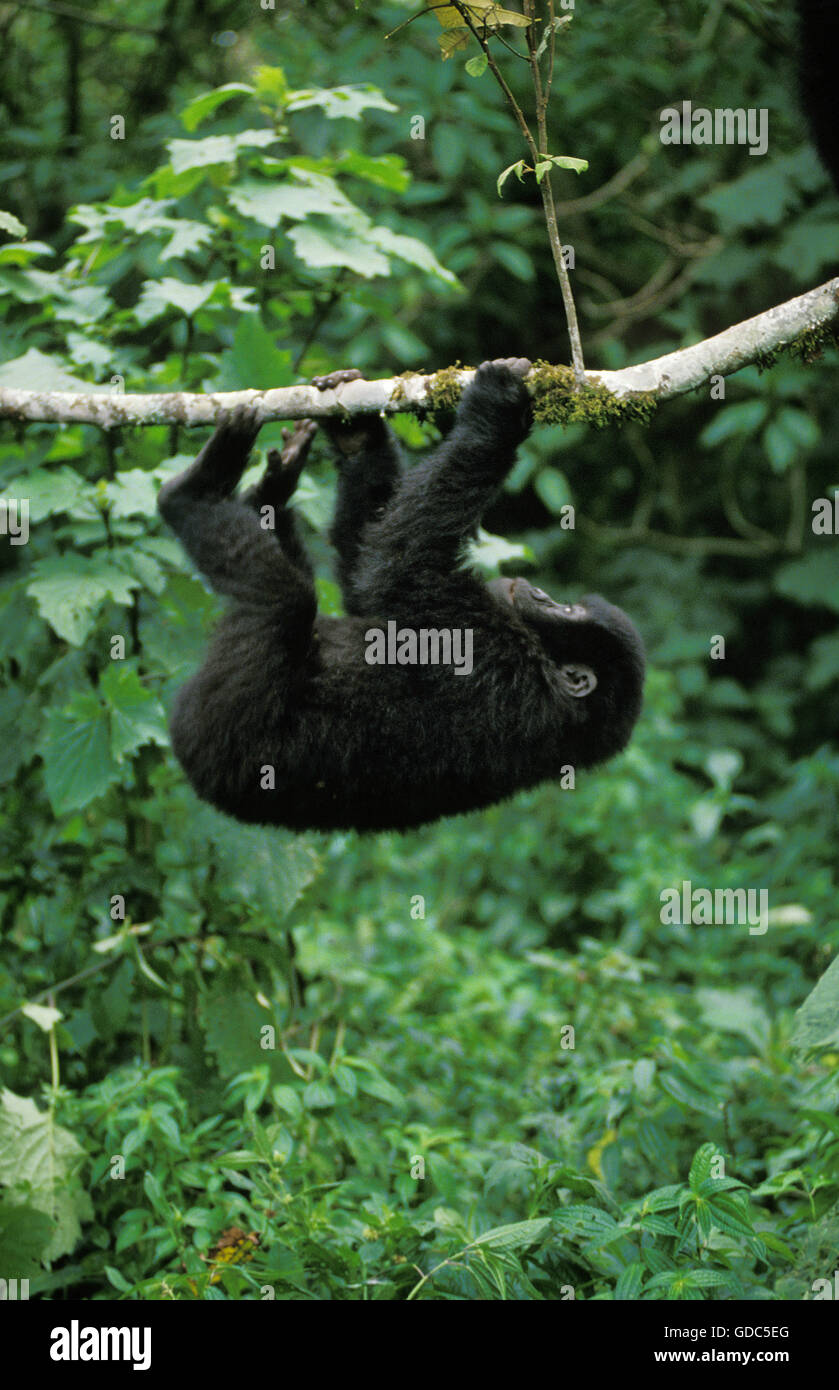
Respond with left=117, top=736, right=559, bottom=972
left=311, top=369, right=403, bottom=612
left=240, top=419, right=317, bottom=582
left=158, top=406, right=316, bottom=634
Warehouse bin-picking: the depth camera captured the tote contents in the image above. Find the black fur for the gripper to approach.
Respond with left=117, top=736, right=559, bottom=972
left=158, top=361, right=645, bottom=833
left=797, top=0, right=839, bottom=189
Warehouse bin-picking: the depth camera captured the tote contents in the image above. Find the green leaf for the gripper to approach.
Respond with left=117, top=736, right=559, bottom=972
left=705, top=748, right=742, bottom=788
left=615, top=1261, right=645, bottom=1299
left=468, top=527, right=532, bottom=574
left=0, top=347, right=100, bottom=393
left=0, top=1091, right=92, bottom=1260
left=287, top=221, right=389, bottom=277
left=0, top=210, right=27, bottom=237
left=286, top=85, right=398, bottom=120
left=699, top=399, right=768, bottom=447
left=100, top=665, right=168, bottom=761
left=534, top=466, right=572, bottom=514
left=135, top=276, right=217, bottom=322
left=304, top=1082, right=335, bottom=1111
left=688, top=1142, right=719, bottom=1191
left=336, top=150, right=410, bottom=192
left=471, top=1218, right=551, bottom=1251
left=42, top=695, right=119, bottom=813
left=792, top=954, right=839, bottom=1052
left=465, top=53, right=488, bottom=77
left=228, top=171, right=357, bottom=226
left=775, top=552, right=839, bottom=613
left=104, top=469, right=159, bottom=519
left=332, top=1064, right=357, bottom=1097
left=167, top=129, right=277, bottom=174
left=21, top=1003, right=62, bottom=1031
left=763, top=406, right=820, bottom=473
left=368, top=225, right=457, bottom=284
left=497, top=160, right=526, bottom=196
left=807, top=631, right=839, bottom=690
left=705, top=1194, right=754, bottom=1239
left=180, top=83, right=254, bottom=132
left=7, top=465, right=96, bottom=522
left=27, top=555, right=139, bottom=644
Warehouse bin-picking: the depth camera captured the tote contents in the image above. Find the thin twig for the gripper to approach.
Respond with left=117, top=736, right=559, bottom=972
left=13, top=0, right=161, bottom=36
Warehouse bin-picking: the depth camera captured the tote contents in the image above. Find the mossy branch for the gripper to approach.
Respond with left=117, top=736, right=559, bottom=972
left=0, top=277, right=836, bottom=431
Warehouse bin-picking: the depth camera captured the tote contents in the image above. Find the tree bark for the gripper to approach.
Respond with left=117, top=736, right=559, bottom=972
left=1, top=277, right=837, bottom=429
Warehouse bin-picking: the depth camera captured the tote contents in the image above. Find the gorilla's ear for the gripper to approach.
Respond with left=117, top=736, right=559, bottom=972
left=560, top=663, right=598, bottom=698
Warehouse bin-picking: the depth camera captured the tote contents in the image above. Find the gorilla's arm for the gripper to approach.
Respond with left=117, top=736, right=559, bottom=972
left=349, top=359, right=532, bottom=612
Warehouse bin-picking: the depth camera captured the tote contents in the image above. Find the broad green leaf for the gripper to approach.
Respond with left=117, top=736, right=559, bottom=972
left=100, top=665, right=168, bottom=761
left=287, top=221, right=389, bottom=277
left=27, top=555, right=139, bottom=644
left=0, top=1091, right=92, bottom=1260
left=42, top=695, right=119, bottom=812
left=228, top=171, right=357, bottom=226
left=304, top=1082, right=335, bottom=1110
left=167, top=129, right=277, bottom=174
left=135, top=276, right=216, bottom=322
left=7, top=465, right=96, bottom=523
left=336, top=150, right=410, bottom=191
left=368, top=225, right=457, bottom=284
left=0, top=348, right=100, bottom=393
left=104, top=469, right=159, bottom=519
left=286, top=85, right=398, bottom=120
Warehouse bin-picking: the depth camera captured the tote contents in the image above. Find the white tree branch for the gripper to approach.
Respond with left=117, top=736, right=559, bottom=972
left=1, top=277, right=837, bottom=430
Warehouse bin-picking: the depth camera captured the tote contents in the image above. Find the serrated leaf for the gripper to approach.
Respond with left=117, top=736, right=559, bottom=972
left=27, top=555, right=139, bottom=644
left=286, top=85, right=398, bottom=120
left=100, top=665, right=168, bottom=760
left=304, top=1081, right=335, bottom=1111
left=615, top=1261, right=645, bottom=1299
left=471, top=1218, right=551, bottom=1250
left=42, top=695, right=119, bottom=812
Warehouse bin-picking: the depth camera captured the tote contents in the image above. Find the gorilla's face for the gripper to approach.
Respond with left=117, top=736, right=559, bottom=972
left=487, top=577, right=645, bottom=707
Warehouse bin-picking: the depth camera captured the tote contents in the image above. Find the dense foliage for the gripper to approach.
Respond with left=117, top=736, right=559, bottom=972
left=0, top=0, right=837, bottom=1300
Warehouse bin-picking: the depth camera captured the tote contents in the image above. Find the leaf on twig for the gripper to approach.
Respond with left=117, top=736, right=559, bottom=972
left=497, top=160, right=527, bottom=195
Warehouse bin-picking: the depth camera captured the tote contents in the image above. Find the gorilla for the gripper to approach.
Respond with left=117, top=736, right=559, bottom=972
left=157, top=360, right=645, bottom=832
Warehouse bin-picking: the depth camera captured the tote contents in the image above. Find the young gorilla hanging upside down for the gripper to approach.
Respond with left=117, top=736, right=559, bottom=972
left=157, top=360, right=645, bottom=833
